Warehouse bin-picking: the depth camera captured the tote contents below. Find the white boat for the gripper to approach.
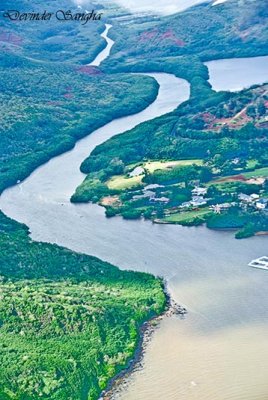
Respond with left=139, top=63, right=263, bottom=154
left=248, top=256, right=268, bottom=270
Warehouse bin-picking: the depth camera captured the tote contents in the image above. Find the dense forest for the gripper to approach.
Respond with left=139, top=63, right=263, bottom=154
left=1, top=0, right=106, bottom=64
left=0, top=55, right=158, bottom=193
left=1, top=0, right=268, bottom=398
left=0, top=212, right=165, bottom=399
left=0, top=1, right=165, bottom=398
left=106, top=0, right=268, bottom=64
left=0, top=0, right=160, bottom=193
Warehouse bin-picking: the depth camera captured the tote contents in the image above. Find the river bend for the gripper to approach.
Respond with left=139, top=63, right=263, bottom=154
left=1, top=25, right=268, bottom=400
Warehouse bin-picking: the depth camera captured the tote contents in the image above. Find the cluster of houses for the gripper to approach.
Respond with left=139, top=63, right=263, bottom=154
left=129, top=177, right=268, bottom=214
left=238, top=193, right=268, bottom=210
left=132, top=184, right=170, bottom=204
left=180, top=185, right=268, bottom=214
left=180, top=186, right=208, bottom=209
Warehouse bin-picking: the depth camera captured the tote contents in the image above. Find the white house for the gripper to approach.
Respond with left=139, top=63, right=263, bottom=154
left=250, top=193, right=260, bottom=201
left=190, top=197, right=207, bottom=207
left=238, top=193, right=252, bottom=203
left=129, top=166, right=144, bottom=177
left=192, top=187, right=207, bottom=196
left=255, top=198, right=268, bottom=210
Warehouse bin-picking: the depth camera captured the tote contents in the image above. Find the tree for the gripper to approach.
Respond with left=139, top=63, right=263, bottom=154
left=257, top=100, right=266, bottom=117
left=246, top=105, right=256, bottom=118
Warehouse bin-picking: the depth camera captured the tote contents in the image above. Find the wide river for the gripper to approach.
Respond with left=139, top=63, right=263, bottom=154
left=1, top=25, right=268, bottom=400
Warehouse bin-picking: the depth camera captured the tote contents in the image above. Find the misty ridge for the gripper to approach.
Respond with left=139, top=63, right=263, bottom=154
left=73, top=0, right=212, bottom=15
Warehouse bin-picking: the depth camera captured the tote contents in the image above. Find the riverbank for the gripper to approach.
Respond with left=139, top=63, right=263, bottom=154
left=72, top=79, right=268, bottom=240
left=2, top=10, right=268, bottom=400
left=0, top=210, right=167, bottom=400
left=0, top=70, right=159, bottom=194
left=100, top=283, right=187, bottom=400
left=0, top=17, right=168, bottom=400
left=255, top=231, right=268, bottom=236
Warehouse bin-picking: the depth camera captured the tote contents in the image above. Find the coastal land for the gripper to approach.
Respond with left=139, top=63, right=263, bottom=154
left=72, top=0, right=268, bottom=238
left=0, top=1, right=164, bottom=399
left=0, top=211, right=166, bottom=400
left=0, top=0, right=268, bottom=399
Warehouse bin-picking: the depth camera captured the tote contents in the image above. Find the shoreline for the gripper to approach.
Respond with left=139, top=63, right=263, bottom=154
left=100, top=282, right=187, bottom=400
left=255, top=230, right=268, bottom=236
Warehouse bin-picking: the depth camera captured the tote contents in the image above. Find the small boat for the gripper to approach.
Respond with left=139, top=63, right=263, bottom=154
left=248, top=256, right=268, bottom=270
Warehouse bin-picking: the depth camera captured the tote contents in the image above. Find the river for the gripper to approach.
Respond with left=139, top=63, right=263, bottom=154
left=1, top=25, right=268, bottom=400
left=205, top=55, right=268, bottom=92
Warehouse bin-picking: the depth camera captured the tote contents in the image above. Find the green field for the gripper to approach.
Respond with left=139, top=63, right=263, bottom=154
left=163, top=209, right=211, bottom=224
left=246, top=160, right=259, bottom=169
left=106, top=160, right=203, bottom=191
left=243, top=167, right=268, bottom=178
left=107, top=175, right=143, bottom=190
left=143, top=159, right=203, bottom=173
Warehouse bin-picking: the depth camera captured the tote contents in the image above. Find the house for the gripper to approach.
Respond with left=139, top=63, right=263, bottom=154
left=232, top=158, right=240, bottom=165
left=210, top=204, right=221, bottom=214
left=144, top=184, right=164, bottom=190
left=191, top=187, right=207, bottom=196
left=219, top=202, right=232, bottom=210
left=129, top=166, right=144, bottom=177
left=132, top=190, right=155, bottom=201
left=210, top=203, right=232, bottom=214
left=250, top=193, right=260, bottom=201
left=238, top=193, right=252, bottom=203
left=255, top=198, right=268, bottom=210
left=150, top=196, right=169, bottom=204
left=180, top=201, right=192, bottom=209
left=190, top=197, right=207, bottom=207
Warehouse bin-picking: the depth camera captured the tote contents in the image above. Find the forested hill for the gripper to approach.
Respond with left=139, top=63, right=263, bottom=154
left=0, top=2, right=165, bottom=399
left=105, top=0, right=268, bottom=68
left=0, top=0, right=106, bottom=63
left=0, top=0, right=159, bottom=193
left=72, top=0, right=268, bottom=238
left=0, top=212, right=165, bottom=399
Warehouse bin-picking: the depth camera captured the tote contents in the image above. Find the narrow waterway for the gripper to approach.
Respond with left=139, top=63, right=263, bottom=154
left=88, top=24, right=114, bottom=67
left=1, top=25, right=268, bottom=400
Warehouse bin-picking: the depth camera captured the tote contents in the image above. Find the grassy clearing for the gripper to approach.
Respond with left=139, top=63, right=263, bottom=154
left=163, top=208, right=211, bottom=223
left=107, top=175, right=143, bottom=190
left=107, top=160, right=203, bottom=190
left=143, top=159, right=203, bottom=173
left=243, top=167, right=268, bottom=178
left=246, top=160, right=259, bottom=169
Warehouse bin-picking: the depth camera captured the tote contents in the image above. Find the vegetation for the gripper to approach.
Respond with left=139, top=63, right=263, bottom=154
left=102, top=0, right=268, bottom=105
left=73, top=0, right=268, bottom=233
left=107, top=0, right=268, bottom=66
left=73, top=80, right=268, bottom=238
left=206, top=210, right=248, bottom=230
left=0, top=211, right=166, bottom=399
left=0, top=1, right=164, bottom=398
left=1, top=1, right=268, bottom=397
left=0, top=54, right=158, bottom=193
left=1, top=0, right=107, bottom=64
left=163, top=209, right=212, bottom=224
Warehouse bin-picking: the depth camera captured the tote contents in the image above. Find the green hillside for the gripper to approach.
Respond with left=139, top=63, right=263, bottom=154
left=0, top=212, right=165, bottom=399
left=72, top=0, right=268, bottom=237
left=0, top=1, right=165, bottom=398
